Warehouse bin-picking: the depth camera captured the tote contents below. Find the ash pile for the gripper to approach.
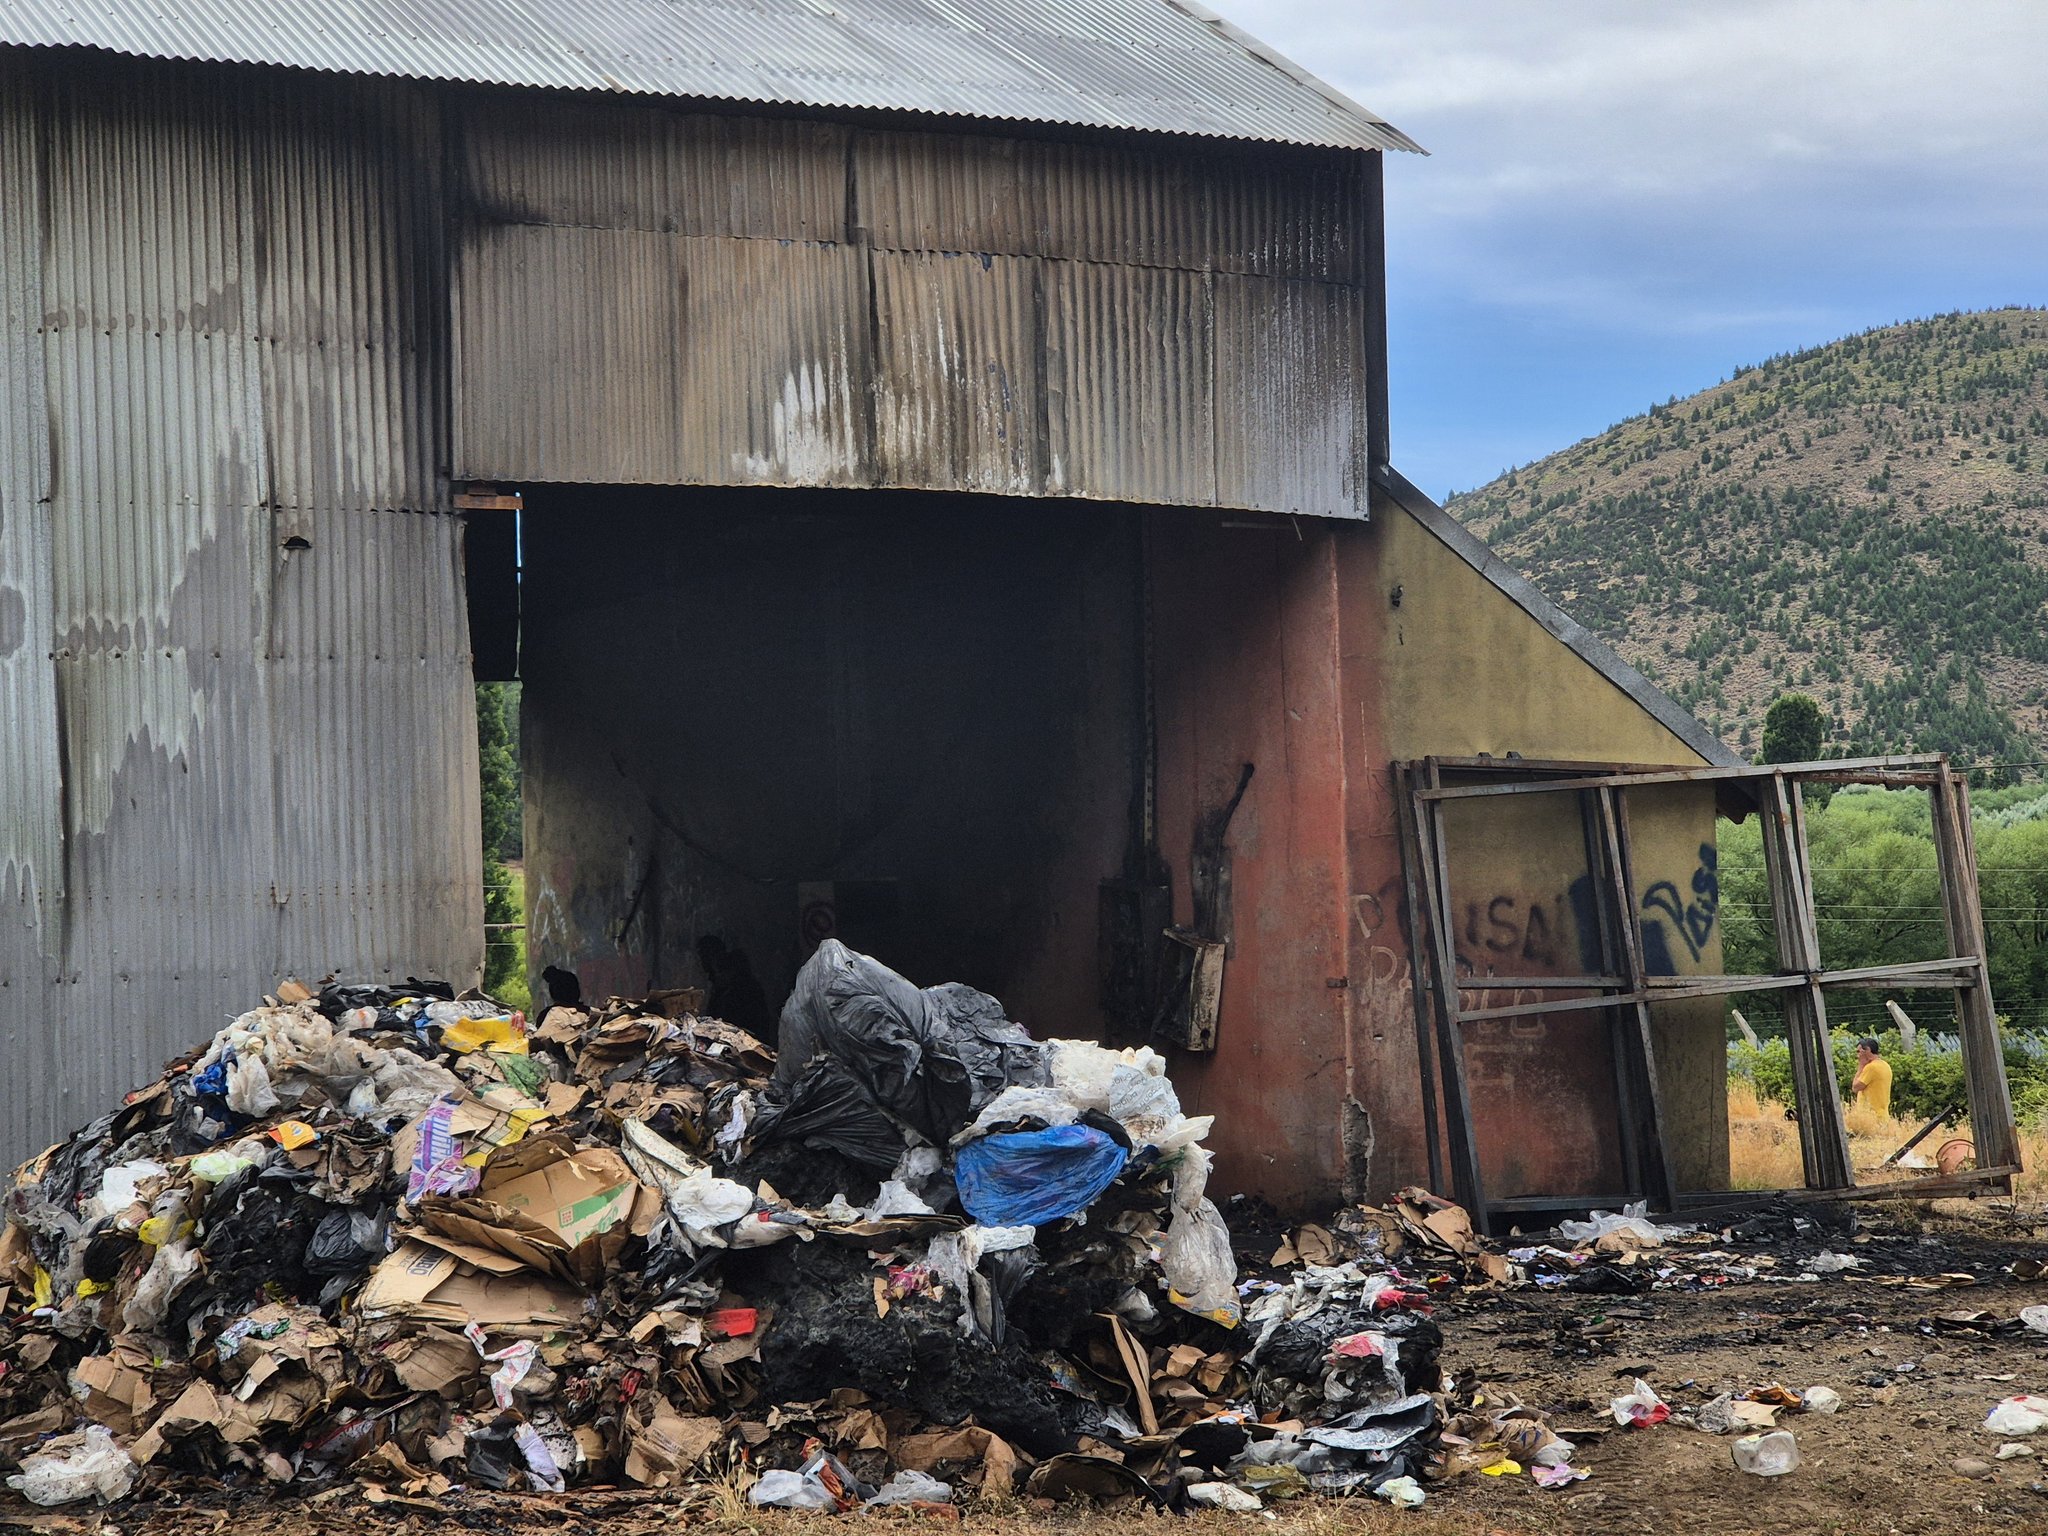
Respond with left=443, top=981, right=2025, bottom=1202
left=0, top=941, right=1451, bottom=1512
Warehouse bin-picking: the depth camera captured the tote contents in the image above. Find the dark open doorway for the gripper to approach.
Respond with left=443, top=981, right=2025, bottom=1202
left=516, top=485, right=1146, bottom=1044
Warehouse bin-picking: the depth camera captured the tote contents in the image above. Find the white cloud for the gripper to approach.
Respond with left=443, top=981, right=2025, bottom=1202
left=1237, top=0, right=2048, bottom=230
left=1217, top=0, right=2048, bottom=486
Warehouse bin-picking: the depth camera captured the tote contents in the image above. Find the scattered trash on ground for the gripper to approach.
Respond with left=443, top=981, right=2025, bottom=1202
left=13, top=943, right=2048, bottom=1523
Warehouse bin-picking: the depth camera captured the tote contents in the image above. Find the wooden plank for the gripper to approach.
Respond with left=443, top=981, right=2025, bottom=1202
left=1460, top=974, right=1627, bottom=990
left=1932, top=768, right=2021, bottom=1172
left=1416, top=755, right=1946, bottom=803
left=1411, top=765, right=1487, bottom=1226
left=1392, top=762, right=1447, bottom=1197
left=1765, top=773, right=1853, bottom=1190
left=1602, top=786, right=1676, bottom=1211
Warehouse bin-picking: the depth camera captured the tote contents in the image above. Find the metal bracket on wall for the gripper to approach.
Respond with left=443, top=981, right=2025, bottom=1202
left=1394, top=752, right=2021, bottom=1236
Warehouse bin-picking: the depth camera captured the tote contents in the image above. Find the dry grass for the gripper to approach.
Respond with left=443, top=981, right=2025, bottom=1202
left=1726, top=1079, right=1803, bottom=1189
left=1729, top=1078, right=2048, bottom=1203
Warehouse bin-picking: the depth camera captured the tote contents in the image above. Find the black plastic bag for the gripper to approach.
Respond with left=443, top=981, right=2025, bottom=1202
left=761, top=942, right=1048, bottom=1154
left=749, top=1057, right=910, bottom=1172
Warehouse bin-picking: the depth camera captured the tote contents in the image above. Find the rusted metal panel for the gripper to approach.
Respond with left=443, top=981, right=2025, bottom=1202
left=0, top=54, right=481, bottom=1165
left=454, top=223, right=870, bottom=486
left=870, top=250, right=1044, bottom=496
left=0, top=0, right=1423, bottom=155
left=1213, top=273, right=1371, bottom=516
left=461, top=98, right=849, bottom=244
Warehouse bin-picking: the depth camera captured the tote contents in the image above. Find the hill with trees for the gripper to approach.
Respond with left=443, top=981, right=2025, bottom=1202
left=1451, top=308, right=2048, bottom=764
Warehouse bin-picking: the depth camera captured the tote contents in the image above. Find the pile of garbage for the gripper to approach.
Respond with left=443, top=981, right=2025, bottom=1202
left=0, top=941, right=1515, bottom=1512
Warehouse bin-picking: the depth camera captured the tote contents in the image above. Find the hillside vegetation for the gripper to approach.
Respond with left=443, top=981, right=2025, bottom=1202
left=1452, top=308, right=2048, bottom=763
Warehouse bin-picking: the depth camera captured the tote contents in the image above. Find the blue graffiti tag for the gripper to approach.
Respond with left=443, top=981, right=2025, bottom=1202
left=1641, top=842, right=1719, bottom=973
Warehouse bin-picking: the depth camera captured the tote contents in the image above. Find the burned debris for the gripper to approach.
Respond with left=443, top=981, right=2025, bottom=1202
left=0, top=942, right=1500, bottom=1513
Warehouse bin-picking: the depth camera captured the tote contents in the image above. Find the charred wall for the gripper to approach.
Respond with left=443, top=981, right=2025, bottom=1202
left=520, top=488, right=1141, bottom=1041
left=0, top=53, right=481, bottom=1163
left=448, top=95, right=1378, bottom=518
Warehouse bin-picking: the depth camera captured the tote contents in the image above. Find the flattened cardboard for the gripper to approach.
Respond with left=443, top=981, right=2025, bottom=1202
left=359, top=1239, right=584, bottom=1328
left=892, top=1426, right=1022, bottom=1491
left=483, top=1144, right=643, bottom=1247
left=71, top=1349, right=155, bottom=1435
left=624, top=1409, right=725, bottom=1486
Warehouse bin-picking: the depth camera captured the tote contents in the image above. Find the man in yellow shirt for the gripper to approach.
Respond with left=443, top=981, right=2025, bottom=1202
left=1851, top=1037, right=1893, bottom=1119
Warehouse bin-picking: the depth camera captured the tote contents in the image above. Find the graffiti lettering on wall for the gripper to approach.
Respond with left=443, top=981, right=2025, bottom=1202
left=1352, top=879, right=1568, bottom=1037
left=1351, top=842, right=1722, bottom=1010
left=1459, top=895, right=1563, bottom=967
left=1639, top=843, right=1718, bottom=974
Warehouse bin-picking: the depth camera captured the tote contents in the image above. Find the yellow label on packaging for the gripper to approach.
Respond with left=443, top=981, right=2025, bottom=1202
left=137, top=1215, right=194, bottom=1247
left=1167, top=1289, right=1243, bottom=1329
left=441, top=1015, right=528, bottom=1055
left=269, top=1119, right=320, bottom=1149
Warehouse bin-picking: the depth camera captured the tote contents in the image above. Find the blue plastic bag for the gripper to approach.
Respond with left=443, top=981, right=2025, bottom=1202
left=954, top=1125, right=1127, bottom=1227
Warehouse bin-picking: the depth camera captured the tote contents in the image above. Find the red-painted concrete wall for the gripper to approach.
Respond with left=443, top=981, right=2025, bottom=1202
left=1147, top=511, right=1359, bottom=1209
left=1147, top=504, right=1723, bottom=1212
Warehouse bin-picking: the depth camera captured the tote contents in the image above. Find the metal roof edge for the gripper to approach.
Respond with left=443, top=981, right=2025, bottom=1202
left=1157, top=0, right=1425, bottom=155
left=0, top=8, right=1422, bottom=155
left=1373, top=464, right=1742, bottom=768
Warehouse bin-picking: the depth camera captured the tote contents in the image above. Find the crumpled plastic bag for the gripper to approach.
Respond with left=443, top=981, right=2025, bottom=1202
left=193, top=1004, right=462, bottom=1127
left=926, top=1225, right=1037, bottom=1338
left=865, top=1468, right=953, bottom=1506
left=95, top=1159, right=169, bottom=1215
left=5, top=1425, right=137, bottom=1505
left=1557, top=1201, right=1690, bottom=1249
left=1159, top=1149, right=1241, bottom=1326
left=954, top=1125, right=1127, bottom=1227
left=622, top=1120, right=756, bottom=1250
left=1373, top=1474, right=1426, bottom=1508
left=1611, top=1378, right=1670, bottom=1428
left=749, top=1448, right=871, bottom=1510
left=863, top=1179, right=935, bottom=1220
left=1986, top=1395, right=2048, bottom=1436
left=1186, top=1481, right=1261, bottom=1511
left=122, top=1236, right=201, bottom=1334
left=1047, top=1040, right=1213, bottom=1152
left=763, top=940, right=1049, bottom=1154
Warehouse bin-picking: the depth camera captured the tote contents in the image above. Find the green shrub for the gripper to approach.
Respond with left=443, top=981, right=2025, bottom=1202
left=1735, top=1024, right=2048, bottom=1126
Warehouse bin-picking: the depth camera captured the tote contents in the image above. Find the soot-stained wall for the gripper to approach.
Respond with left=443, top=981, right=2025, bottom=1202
left=521, top=487, right=1140, bottom=1042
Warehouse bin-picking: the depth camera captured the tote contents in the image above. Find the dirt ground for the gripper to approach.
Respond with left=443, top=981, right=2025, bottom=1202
left=7, top=1198, right=2046, bottom=1536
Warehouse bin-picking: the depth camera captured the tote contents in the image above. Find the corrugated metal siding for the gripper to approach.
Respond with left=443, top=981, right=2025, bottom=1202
left=454, top=97, right=1375, bottom=517
left=1043, top=258, right=1215, bottom=505
left=0, top=0, right=1422, bottom=156
left=455, top=225, right=871, bottom=486
left=461, top=99, right=850, bottom=244
left=0, top=54, right=65, bottom=1140
left=1213, top=274, right=1370, bottom=515
left=872, top=250, right=1044, bottom=496
left=855, top=129, right=1368, bottom=280
left=0, top=54, right=480, bottom=1163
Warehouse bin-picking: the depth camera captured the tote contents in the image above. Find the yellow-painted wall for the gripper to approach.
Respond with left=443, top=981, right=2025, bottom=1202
left=1346, top=496, right=1731, bottom=1194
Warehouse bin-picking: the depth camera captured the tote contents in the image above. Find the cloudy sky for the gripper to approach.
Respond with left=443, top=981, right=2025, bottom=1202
left=1223, top=0, right=2048, bottom=498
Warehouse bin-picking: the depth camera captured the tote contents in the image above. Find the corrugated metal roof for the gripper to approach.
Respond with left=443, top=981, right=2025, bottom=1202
left=0, top=0, right=1421, bottom=154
